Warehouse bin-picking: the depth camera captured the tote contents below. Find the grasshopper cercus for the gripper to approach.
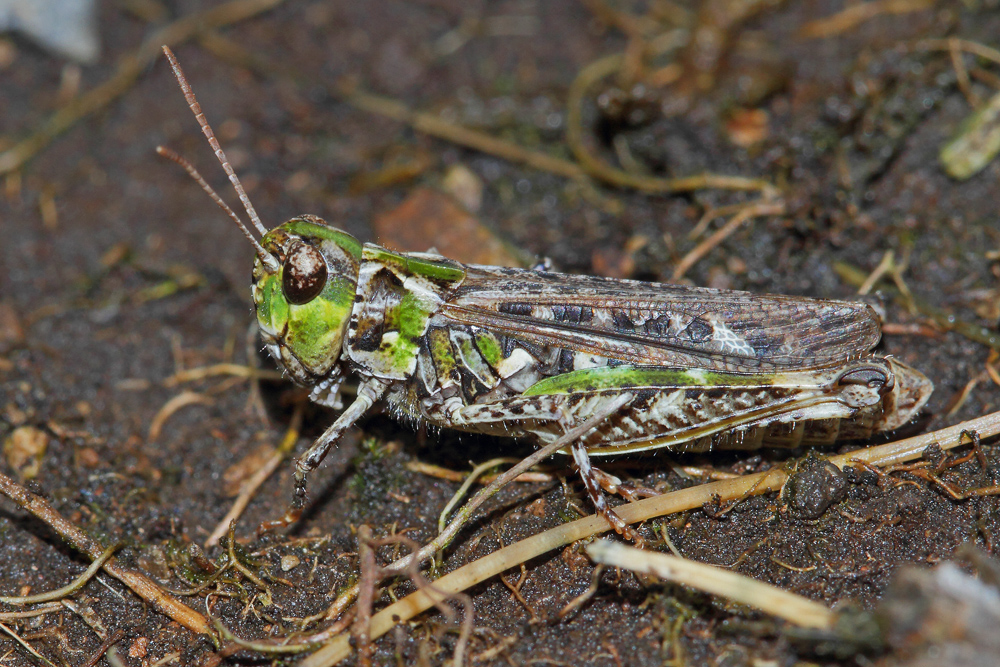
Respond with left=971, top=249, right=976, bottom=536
left=159, top=47, right=932, bottom=537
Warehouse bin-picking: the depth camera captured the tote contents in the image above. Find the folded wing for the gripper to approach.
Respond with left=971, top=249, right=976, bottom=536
left=441, top=265, right=881, bottom=372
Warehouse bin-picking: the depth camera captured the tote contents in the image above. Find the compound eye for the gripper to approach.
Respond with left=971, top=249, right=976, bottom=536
left=282, top=242, right=328, bottom=305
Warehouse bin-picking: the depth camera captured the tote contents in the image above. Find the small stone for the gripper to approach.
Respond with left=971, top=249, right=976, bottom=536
left=281, top=554, right=301, bottom=572
left=3, top=426, right=48, bottom=479
left=128, top=636, right=148, bottom=659
left=441, top=164, right=484, bottom=213
left=76, top=446, right=100, bottom=468
left=781, top=453, right=848, bottom=519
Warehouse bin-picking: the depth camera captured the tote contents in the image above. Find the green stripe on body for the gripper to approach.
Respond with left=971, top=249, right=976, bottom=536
left=364, top=246, right=465, bottom=282
left=523, top=365, right=779, bottom=396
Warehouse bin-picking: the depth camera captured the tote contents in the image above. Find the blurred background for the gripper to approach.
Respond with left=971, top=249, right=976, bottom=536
left=1, top=1, right=999, bottom=664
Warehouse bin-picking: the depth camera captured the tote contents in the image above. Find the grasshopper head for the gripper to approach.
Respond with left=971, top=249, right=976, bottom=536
left=252, top=215, right=362, bottom=387
left=156, top=49, right=362, bottom=391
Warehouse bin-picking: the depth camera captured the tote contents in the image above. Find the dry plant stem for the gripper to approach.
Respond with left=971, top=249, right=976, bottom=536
left=165, top=363, right=284, bottom=386
left=558, top=564, right=603, bottom=619
left=0, top=602, right=63, bottom=621
left=0, top=544, right=119, bottom=604
left=324, top=584, right=360, bottom=621
left=370, top=534, right=473, bottom=667
left=226, top=530, right=268, bottom=590
left=354, top=526, right=376, bottom=667
left=565, top=49, right=778, bottom=197
left=586, top=540, right=834, bottom=629
left=298, top=410, right=1000, bottom=667
left=949, top=38, right=978, bottom=107
left=437, top=457, right=526, bottom=533
left=0, top=471, right=212, bottom=636
left=377, top=392, right=634, bottom=578
left=337, top=83, right=586, bottom=181
left=205, top=402, right=305, bottom=547
left=80, top=628, right=126, bottom=667
left=834, top=261, right=1000, bottom=352
left=857, top=250, right=896, bottom=296
left=341, top=42, right=775, bottom=196
left=0, top=0, right=286, bottom=175
left=212, top=608, right=356, bottom=655
left=798, top=0, right=934, bottom=39
left=407, top=460, right=551, bottom=485
left=0, top=620, right=55, bottom=667
left=149, top=391, right=213, bottom=441
left=916, top=38, right=1000, bottom=66
left=670, top=201, right=786, bottom=281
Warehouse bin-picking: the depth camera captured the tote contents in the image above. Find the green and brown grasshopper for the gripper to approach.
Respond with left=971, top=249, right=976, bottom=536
left=159, top=47, right=932, bottom=538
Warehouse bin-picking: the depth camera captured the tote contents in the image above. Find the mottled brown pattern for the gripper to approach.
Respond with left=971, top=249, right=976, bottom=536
left=444, top=265, right=882, bottom=372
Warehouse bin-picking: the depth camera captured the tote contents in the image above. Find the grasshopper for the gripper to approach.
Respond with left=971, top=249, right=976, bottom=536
left=159, top=47, right=932, bottom=538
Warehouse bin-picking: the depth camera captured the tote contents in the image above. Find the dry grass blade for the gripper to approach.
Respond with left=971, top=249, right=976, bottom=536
left=148, top=391, right=213, bottom=441
left=834, top=261, right=1000, bottom=352
left=565, top=45, right=779, bottom=197
left=799, top=0, right=934, bottom=39
left=297, top=410, right=1000, bottom=666
left=377, top=392, right=634, bottom=577
left=0, top=544, right=119, bottom=605
left=164, top=363, right=284, bottom=386
left=204, top=402, right=305, bottom=547
left=0, top=0, right=286, bottom=175
left=585, top=540, right=835, bottom=629
left=0, top=471, right=213, bottom=637
left=436, top=457, right=528, bottom=533
left=337, top=83, right=587, bottom=181
left=671, top=200, right=786, bottom=281
left=0, top=620, right=56, bottom=667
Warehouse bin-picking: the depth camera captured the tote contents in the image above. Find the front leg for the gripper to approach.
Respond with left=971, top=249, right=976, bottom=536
left=262, top=377, right=389, bottom=532
left=294, top=377, right=390, bottom=506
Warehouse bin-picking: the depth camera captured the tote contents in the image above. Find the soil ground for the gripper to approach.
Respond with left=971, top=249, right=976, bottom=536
left=1, top=1, right=1000, bottom=665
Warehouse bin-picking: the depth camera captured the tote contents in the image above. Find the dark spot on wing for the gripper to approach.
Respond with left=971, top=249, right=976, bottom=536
left=499, top=302, right=533, bottom=316
left=684, top=317, right=713, bottom=342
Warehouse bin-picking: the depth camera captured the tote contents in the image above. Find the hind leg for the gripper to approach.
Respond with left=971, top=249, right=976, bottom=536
left=570, top=440, right=644, bottom=545
left=589, top=467, right=660, bottom=503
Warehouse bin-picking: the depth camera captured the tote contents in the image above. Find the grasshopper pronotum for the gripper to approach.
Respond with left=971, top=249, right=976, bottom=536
left=158, top=47, right=932, bottom=540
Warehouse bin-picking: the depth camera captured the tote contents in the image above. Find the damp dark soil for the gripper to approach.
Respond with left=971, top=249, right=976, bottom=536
left=2, top=1, right=1000, bottom=665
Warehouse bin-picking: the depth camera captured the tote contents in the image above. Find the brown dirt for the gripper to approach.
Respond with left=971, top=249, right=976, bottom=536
left=1, top=1, right=999, bottom=665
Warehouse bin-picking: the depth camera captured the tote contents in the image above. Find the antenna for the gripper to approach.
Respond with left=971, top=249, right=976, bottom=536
left=156, top=146, right=279, bottom=271
left=160, top=45, right=271, bottom=238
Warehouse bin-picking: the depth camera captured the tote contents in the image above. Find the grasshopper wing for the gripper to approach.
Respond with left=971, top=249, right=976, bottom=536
left=441, top=265, right=881, bottom=372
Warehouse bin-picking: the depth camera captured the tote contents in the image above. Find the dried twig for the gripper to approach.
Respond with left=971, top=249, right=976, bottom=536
left=565, top=45, right=779, bottom=197
left=0, top=621, right=56, bottom=667
left=0, top=471, right=212, bottom=636
left=148, top=391, right=213, bottom=441
left=165, top=363, right=284, bottom=386
left=205, top=401, right=305, bottom=547
left=835, top=261, right=1000, bottom=352
left=586, top=540, right=834, bottom=628
left=436, top=457, right=539, bottom=533
left=0, top=0, right=287, bottom=175
left=0, top=544, right=119, bottom=605
left=378, top=392, right=635, bottom=578
left=298, top=410, right=1000, bottom=666
left=799, top=0, right=934, bottom=39
left=671, top=200, right=785, bottom=281
left=337, top=82, right=587, bottom=181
